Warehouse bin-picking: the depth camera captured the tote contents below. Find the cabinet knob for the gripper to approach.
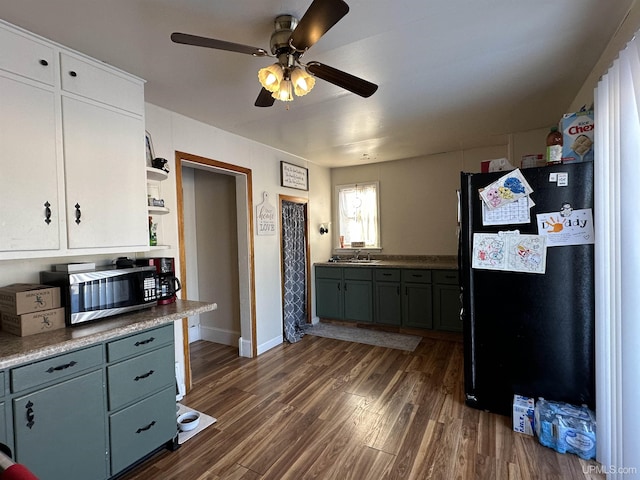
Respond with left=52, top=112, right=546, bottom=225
left=69, top=70, right=77, bottom=77
left=75, top=203, right=81, bottom=224
left=44, top=201, right=52, bottom=225
left=39, top=59, right=49, bottom=66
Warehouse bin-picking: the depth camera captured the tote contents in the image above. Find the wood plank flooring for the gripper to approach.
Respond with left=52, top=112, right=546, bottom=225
left=119, top=333, right=603, bottom=480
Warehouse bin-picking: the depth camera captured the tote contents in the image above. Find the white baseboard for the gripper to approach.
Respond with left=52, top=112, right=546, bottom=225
left=238, top=337, right=252, bottom=358
left=257, top=334, right=283, bottom=355
left=200, top=325, right=239, bottom=347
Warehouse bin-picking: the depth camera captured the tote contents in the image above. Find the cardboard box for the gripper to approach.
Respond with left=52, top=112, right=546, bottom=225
left=0, top=283, right=61, bottom=315
left=561, top=110, right=594, bottom=163
left=513, top=395, right=535, bottom=435
left=1, top=307, right=65, bottom=336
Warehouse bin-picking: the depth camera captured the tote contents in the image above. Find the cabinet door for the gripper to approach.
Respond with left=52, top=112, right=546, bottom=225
left=375, top=283, right=402, bottom=325
left=344, top=280, right=372, bottom=323
left=403, top=283, right=433, bottom=329
left=316, top=278, right=343, bottom=319
left=13, top=369, right=107, bottom=480
left=62, top=96, right=147, bottom=249
left=0, top=401, right=5, bottom=447
left=0, top=75, right=60, bottom=252
left=433, top=284, right=462, bottom=332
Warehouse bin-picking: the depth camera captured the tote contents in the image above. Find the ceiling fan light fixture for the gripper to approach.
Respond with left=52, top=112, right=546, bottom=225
left=272, top=79, right=294, bottom=102
left=291, top=67, right=315, bottom=96
left=258, top=63, right=284, bottom=93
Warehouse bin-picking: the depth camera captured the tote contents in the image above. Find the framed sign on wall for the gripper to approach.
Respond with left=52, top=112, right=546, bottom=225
left=280, top=161, right=308, bottom=191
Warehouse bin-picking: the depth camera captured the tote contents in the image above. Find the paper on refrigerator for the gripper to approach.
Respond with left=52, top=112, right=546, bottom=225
left=478, top=168, right=534, bottom=210
left=472, top=231, right=547, bottom=274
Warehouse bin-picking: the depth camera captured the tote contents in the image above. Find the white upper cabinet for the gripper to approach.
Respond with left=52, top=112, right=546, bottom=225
left=0, top=20, right=148, bottom=259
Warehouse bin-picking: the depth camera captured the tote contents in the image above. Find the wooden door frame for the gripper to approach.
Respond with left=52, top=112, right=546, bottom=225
left=175, top=151, right=257, bottom=392
left=279, top=195, right=312, bottom=326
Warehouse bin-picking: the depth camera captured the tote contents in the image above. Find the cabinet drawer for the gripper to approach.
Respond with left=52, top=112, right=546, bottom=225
left=11, top=345, right=103, bottom=393
left=109, top=386, right=176, bottom=476
left=0, top=27, right=55, bottom=85
left=315, top=266, right=342, bottom=280
left=343, top=267, right=372, bottom=281
left=375, top=269, right=400, bottom=282
left=108, top=345, right=174, bottom=411
left=108, top=324, right=174, bottom=363
left=401, top=269, right=432, bottom=283
left=60, top=52, right=144, bottom=115
left=433, top=270, right=459, bottom=285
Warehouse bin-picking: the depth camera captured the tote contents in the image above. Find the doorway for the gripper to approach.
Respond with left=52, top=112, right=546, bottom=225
left=175, top=151, right=257, bottom=392
left=279, top=195, right=311, bottom=342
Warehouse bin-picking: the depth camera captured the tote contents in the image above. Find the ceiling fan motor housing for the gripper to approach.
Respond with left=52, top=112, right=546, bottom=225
left=270, top=15, right=298, bottom=55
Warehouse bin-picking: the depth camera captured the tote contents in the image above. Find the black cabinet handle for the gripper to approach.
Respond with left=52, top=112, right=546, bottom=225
left=338, top=283, right=341, bottom=291
left=46, top=361, right=77, bottom=373
left=134, top=370, right=154, bottom=381
left=26, top=401, right=35, bottom=429
left=75, top=203, right=81, bottom=224
left=39, top=59, right=48, bottom=66
left=412, top=274, right=423, bottom=278
left=383, top=273, right=392, bottom=276
left=69, top=70, right=77, bottom=77
left=344, top=284, right=348, bottom=291
left=134, top=336, right=155, bottom=347
left=136, top=421, right=156, bottom=434
left=44, top=201, right=52, bottom=225
left=397, top=286, right=400, bottom=295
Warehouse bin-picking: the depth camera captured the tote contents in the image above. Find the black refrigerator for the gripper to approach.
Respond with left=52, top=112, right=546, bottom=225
left=459, top=162, right=595, bottom=416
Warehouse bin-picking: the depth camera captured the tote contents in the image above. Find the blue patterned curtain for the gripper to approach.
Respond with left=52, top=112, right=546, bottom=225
left=282, top=201, right=307, bottom=343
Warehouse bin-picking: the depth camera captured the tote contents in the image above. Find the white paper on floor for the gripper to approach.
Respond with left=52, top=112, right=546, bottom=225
left=176, top=403, right=217, bottom=444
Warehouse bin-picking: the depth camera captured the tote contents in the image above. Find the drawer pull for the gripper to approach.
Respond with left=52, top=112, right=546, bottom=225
left=134, top=337, right=155, bottom=347
left=134, top=370, right=155, bottom=381
left=74, top=203, right=81, bottom=224
left=445, top=275, right=456, bottom=279
left=44, top=201, right=52, bottom=225
left=412, top=274, right=423, bottom=278
left=383, top=273, right=392, bottom=276
left=46, top=360, right=77, bottom=373
left=136, top=420, right=156, bottom=434
left=39, top=59, right=49, bottom=66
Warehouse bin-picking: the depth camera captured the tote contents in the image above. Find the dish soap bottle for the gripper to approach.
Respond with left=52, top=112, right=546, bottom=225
left=546, top=126, right=563, bottom=165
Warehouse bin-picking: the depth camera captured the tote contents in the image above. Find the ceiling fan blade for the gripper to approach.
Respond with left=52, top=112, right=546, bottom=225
left=171, top=32, right=269, bottom=57
left=306, top=62, right=378, bottom=98
left=290, top=0, right=349, bottom=51
left=255, top=87, right=276, bottom=107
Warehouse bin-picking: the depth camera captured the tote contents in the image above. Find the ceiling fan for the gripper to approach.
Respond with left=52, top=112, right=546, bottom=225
left=170, top=0, right=378, bottom=107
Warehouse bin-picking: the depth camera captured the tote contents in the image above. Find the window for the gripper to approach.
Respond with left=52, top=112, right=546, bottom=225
left=335, top=182, right=380, bottom=248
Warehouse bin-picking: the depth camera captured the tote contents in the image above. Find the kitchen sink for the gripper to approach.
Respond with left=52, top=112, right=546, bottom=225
left=335, top=258, right=381, bottom=263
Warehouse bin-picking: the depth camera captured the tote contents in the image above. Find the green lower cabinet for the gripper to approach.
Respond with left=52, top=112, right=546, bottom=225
left=315, top=277, right=343, bottom=319
left=402, top=283, right=433, bottom=328
left=109, top=386, right=176, bottom=476
left=343, top=280, right=373, bottom=322
left=375, top=283, right=402, bottom=325
left=13, top=369, right=107, bottom=480
left=433, top=283, right=462, bottom=332
left=0, top=400, right=5, bottom=447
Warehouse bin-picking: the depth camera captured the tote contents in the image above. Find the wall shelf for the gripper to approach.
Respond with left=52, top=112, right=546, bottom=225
left=146, top=166, right=168, bottom=181
left=148, top=206, right=170, bottom=215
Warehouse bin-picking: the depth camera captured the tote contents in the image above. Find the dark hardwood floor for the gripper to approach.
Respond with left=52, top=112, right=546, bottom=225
left=119, top=333, right=603, bottom=479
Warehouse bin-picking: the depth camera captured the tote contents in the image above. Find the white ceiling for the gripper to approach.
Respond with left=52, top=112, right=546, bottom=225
left=0, top=0, right=633, bottom=167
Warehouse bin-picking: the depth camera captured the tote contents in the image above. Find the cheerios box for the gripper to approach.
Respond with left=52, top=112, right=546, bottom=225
left=561, top=110, right=594, bottom=164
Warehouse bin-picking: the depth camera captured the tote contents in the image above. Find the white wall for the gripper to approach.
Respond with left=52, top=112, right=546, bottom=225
left=143, top=103, right=326, bottom=374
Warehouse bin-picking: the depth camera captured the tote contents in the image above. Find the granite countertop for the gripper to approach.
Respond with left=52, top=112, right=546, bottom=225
left=0, top=299, right=217, bottom=369
left=314, top=255, right=458, bottom=270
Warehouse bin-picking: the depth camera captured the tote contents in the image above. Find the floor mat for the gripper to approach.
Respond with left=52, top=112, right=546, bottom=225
left=177, top=403, right=217, bottom=444
left=307, top=323, right=422, bottom=351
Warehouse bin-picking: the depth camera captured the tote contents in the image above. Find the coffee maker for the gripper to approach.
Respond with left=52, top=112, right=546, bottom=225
left=138, top=257, right=181, bottom=305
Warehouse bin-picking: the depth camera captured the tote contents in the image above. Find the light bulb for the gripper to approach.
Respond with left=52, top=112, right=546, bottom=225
left=291, top=68, right=315, bottom=96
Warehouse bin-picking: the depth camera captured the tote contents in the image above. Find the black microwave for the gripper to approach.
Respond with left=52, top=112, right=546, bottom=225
left=40, top=266, right=159, bottom=326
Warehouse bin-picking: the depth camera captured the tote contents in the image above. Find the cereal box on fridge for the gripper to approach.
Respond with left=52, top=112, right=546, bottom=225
left=561, top=110, right=594, bottom=163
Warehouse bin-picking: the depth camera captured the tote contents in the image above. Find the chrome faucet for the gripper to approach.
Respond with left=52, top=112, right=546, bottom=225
left=353, top=249, right=361, bottom=260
